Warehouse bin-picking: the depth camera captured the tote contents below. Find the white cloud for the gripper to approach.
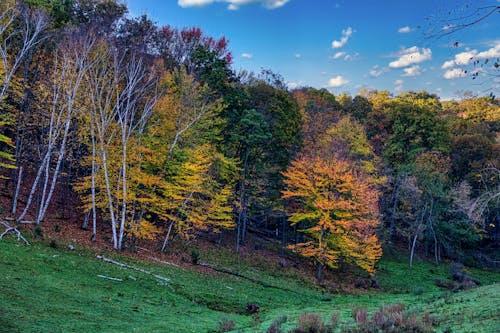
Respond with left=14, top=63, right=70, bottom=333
left=402, top=65, right=421, bottom=77
left=441, top=50, right=477, bottom=69
left=443, top=68, right=466, bottom=79
left=389, top=46, right=432, bottom=68
left=441, top=42, right=500, bottom=69
left=394, top=79, right=403, bottom=92
left=369, top=65, right=387, bottom=78
left=241, top=53, right=253, bottom=59
left=178, top=0, right=289, bottom=10
left=331, top=27, right=354, bottom=49
left=476, top=43, right=500, bottom=59
left=398, top=26, right=413, bottom=33
left=295, top=53, right=301, bottom=59
left=441, top=24, right=456, bottom=31
left=332, top=51, right=346, bottom=59
left=328, top=76, right=349, bottom=87
left=344, top=52, right=359, bottom=61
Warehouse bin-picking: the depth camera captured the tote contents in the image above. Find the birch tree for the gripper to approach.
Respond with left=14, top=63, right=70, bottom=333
left=16, top=30, right=94, bottom=224
left=0, top=1, right=47, bottom=101
left=0, top=1, right=46, bottom=186
left=77, top=40, right=158, bottom=249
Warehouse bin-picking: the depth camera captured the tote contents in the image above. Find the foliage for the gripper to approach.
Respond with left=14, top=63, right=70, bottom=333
left=282, top=155, right=382, bottom=275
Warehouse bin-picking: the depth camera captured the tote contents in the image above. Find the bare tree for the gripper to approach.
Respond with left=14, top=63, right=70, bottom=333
left=0, top=2, right=47, bottom=101
left=469, top=166, right=500, bottom=222
left=83, top=41, right=158, bottom=250
left=16, top=30, right=95, bottom=224
left=114, top=53, right=158, bottom=250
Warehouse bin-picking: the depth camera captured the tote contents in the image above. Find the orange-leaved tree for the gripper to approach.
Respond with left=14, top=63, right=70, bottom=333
left=282, top=155, right=382, bottom=279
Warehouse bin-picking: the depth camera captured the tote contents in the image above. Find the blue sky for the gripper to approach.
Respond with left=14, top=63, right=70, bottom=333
left=126, top=0, right=500, bottom=99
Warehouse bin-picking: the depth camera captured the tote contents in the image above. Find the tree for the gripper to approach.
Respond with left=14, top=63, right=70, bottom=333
left=74, top=36, right=158, bottom=249
left=282, top=155, right=382, bottom=279
left=293, top=87, right=340, bottom=156
left=383, top=100, right=450, bottom=169
left=16, top=29, right=94, bottom=224
left=0, top=1, right=47, bottom=177
left=231, top=108, right=271, bottom=251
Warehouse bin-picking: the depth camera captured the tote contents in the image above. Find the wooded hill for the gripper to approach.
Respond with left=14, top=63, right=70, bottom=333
left=0, top=0, right=499, bottom=280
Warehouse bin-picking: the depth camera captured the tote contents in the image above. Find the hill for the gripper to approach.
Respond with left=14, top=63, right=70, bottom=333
left=0, top=238, right=498, bottom=332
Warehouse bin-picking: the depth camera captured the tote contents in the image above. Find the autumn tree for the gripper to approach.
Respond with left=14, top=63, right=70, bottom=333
left=0, top=1, right=46, bottom=179
left=282, top=155, right=382, bottom=280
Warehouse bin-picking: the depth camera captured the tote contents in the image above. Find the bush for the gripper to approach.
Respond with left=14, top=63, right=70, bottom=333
left=266, top=315, right=287, bottom=333
left=344, top=303, right=436, bottom=333
left=218, top=318, right=236, bottom=332
left=330, top=312, right=340, bottom=330
left=191, top=249, right=200, bottom=265
left=290, top=312, right=334, bottom=333
left=352, top=306, right=368, bottom=326
left=34, top=225, right=43, bottom=238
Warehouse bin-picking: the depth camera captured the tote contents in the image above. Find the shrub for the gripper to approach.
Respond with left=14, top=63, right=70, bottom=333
left=352, top=306, right=368, bottom=326
left=54, top=224, right=61, bottom=233
left=34, top=225, right=43, bottom=238
left=344, top=303, right=436, bottom=333
left=266, top=315, right=287, bottom=333
left=290, top=312, right=334, bottom=333
left=218, top=318, right=236, bottom=332
left=191, top=249, right=200, bottom=265
left=49, top=239, right=58, bottom=248
left=330, top=311, right=340, bottom=329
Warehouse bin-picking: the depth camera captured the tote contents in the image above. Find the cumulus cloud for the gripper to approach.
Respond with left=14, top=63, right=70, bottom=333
left=443, top=68, right=466, bottom=79
left=241, top=53, right=253, bottom=59
left=345, top=52, right=359, bottom=61
left=295, top=53, right=301, bottom=59
left=442, top=43, right=500, bottom=69
left=402, top=65, right=421, bottom=77
left=389, top=46, right=432, bottom=68
left=178, top=0, right=289, bottom=10
left=331, top=27, right=354, bottom=49
left=398, top=26, right=413, bottom=33
left=328, top=76, right=349, bottom=87
left=394, top=79, right=403, bottom=91
left=441, top=50, right=477, bottom=69
left=369, top=65, right=387, bottom=78
left=332, top=51, right=346, bottom=59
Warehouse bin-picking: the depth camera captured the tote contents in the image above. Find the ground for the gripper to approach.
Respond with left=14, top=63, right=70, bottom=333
left=0, top=234, right=498, bottom=333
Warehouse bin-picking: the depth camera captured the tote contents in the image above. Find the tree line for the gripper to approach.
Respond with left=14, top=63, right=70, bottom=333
left=1, top=0, right=498, bottom=279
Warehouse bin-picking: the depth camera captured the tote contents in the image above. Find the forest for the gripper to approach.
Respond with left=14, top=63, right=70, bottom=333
left=0, top=1, right=499, bottom=332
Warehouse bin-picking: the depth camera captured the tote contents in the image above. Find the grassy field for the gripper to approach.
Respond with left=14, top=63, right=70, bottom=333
left=0, top=238, right=498, bottom=332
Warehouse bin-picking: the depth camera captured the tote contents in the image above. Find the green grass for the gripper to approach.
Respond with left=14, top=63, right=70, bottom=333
left=0, top=238, right=498, bottom=332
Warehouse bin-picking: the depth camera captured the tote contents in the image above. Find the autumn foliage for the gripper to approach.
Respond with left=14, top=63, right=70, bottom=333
left=282, top=155, right=382, bottom=275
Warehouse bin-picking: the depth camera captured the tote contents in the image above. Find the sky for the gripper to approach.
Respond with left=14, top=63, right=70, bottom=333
left=126, top=0, right=500, bottom=99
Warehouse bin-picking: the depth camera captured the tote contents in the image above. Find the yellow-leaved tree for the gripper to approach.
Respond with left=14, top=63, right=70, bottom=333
left=282, top=155, right=382, bottom=280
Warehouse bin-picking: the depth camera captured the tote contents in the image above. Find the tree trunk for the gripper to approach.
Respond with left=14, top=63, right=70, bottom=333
left=388, top=175, right=401, bottom=244
left=316, top=263, right=323, bottom=282
left=236, top=148, right=249, bottom=253
left=11, top=166, right=22, bottom=215
left=410, top=204, right=427, bottom=267
left=90, top=128, right=97, bottom=242
left=161, top=220, right=175, bottom=253
left=82, top=210, right=90, bottom=230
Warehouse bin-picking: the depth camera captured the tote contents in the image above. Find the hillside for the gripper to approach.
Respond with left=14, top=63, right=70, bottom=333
left=1, top=238, right=498, bottom=332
